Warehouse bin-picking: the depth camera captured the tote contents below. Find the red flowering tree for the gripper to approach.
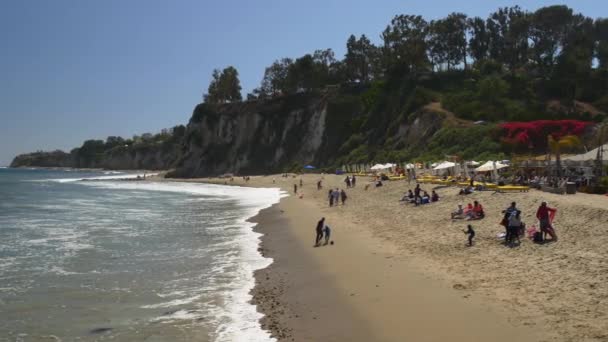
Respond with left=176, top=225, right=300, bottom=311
left=500, top=120, right=593, bottom=151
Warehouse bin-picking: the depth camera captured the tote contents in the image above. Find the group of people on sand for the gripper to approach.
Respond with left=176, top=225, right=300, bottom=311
left=344, top=175, right=356, bottom=188
left=451, top=201, right=485, bottom=220
left=454, top=199, right=558, bottom=247
left=400, top=184, right=439, bottom=205
left=328, top=188, right=347, bottom=206
left=315, top=217, right=332, bottom=246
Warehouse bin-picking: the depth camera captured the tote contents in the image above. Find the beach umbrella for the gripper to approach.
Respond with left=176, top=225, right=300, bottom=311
left=371, top=164, right=386, bottom=170
left=303, top=165, right=316, bottom=169
left=467, top=160, right=480, bottom=166
left=405, top=163, right=415, bottom=169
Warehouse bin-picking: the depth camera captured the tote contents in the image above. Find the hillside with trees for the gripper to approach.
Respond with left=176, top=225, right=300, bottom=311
left=196, top=5, right=607, bottom=164
left=12, top=5, right=608, bottom=174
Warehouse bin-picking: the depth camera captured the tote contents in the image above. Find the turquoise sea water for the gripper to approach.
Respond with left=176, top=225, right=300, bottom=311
left=0, top=168, right=283, bottom=341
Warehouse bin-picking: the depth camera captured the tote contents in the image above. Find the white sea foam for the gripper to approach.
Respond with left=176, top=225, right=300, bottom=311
left=141, top=295, right=201, bottom=309
left=49, top=266, right=79, bottom=275
left=81, top=180, right=287, bottom=342
left=48, top=173, right=158, bottom=183
left=152, top=309, right=202, bottom=323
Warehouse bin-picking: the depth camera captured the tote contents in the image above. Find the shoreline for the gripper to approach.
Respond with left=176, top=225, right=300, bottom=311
left=247, top=186, right=546, bottom=341
left=166, top=174, right=607, bottom=341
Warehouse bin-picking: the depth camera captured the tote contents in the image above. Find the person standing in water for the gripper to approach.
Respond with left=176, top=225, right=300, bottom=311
left=315, top=217, right=325, bottom=246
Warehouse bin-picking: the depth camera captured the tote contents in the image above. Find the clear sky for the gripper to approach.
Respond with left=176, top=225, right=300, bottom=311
left=0, top=0, right=605, bottom=166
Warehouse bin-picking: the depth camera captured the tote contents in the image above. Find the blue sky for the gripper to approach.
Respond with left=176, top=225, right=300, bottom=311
left=0, top=0, right=605, bottom=166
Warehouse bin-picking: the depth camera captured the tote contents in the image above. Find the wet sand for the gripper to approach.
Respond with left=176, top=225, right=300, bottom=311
left=170, top=174, right=608, bottom=341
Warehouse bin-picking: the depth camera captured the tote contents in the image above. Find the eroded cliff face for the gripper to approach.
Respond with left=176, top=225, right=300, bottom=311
left=11, top=90, right=450, bottom=176
left=10, top=150, right=75, bottom=168
left=170, top=93, right=331, bottom=177
left=11, top=147, right=179, bottom=170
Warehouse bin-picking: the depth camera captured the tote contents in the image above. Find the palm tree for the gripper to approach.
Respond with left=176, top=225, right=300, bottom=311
left=547, top=135, right=582, bottom=177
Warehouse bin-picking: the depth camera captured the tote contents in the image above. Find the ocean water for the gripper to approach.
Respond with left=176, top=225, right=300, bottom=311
left=0, top=168, right=284, bottom=341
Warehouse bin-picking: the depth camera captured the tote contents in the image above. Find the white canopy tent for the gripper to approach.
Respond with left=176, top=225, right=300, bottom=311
left=371, top=163, right=396, bottom=170
left=475, top=161, right=509, bottom=172
left=433, top=161, right=456, bottom=170
left=404, top=163, right=415, bottom=169
left=564, top=143, right=608, bottom=162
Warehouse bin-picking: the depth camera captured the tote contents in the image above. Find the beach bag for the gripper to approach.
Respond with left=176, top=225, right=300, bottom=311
left=533, top=231, right=543, bottom=243
left=500, top=212, right=509, bottom=227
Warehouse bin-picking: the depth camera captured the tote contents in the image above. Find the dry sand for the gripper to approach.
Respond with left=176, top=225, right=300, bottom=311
left=173, top=174, right=608, bottom=341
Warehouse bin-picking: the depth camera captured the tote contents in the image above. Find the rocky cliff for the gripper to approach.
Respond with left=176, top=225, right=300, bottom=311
left=10, top=150, right=75, bottom=168
left=11, top=88, right=454, bottom=176
left=10, top=143, right=181, bottom=171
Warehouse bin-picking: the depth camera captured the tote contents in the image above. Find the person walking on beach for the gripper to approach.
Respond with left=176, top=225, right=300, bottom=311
left=333, top=188, right=340, bottom=205
left=316, top=217, right=325, bottom=246
left=328, top=189, right=334, bottom=207
left=294, top=184, right=298, bottom=194
left=300, top=178, right=303, bottom=187
left=340, top=189, right=347, bottom=205
left=352, top=175, right=356, bottom=187
left=323, top=224, right=331, bottom=245
left=463, top=224, right=475, bottom=246
left=344, top=176, right=351, bottom=188
left=317, top=179, right=323, bottom=190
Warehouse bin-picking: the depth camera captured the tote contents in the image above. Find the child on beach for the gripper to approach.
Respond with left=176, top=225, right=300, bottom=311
left=451, top=204, right=464, bottom=219
left=463, top=224, right=475, bottom=246
left=315, top=217, right=325, bottom=246
left=323, top=224, right=331, bottom=245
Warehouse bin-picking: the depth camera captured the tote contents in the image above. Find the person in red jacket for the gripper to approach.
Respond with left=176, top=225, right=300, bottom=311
left=536, top=202, right=557, bottom=242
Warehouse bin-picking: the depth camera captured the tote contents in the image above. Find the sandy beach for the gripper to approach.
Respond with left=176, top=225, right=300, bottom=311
left=171, top=173, right=608, bottom=342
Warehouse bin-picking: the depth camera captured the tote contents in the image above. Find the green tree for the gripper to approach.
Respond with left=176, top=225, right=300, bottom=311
left=529, top=6, right=574, bottom=74
left=256, top=58, right=293, bottom=98
left=382, top=14, right=430, bottom=72
left=596, top=18, right=608, bottom=69
left=345, top=34, right=377, bottom=82
left=204, top=66, right=242, bottom=103
left=486, top=6, right=530, bottom=70
left=468, top=17, right=490, bottom=63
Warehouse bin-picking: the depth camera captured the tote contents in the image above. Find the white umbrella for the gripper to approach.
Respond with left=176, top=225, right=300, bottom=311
left=475, top=161, right=508, bottom=172
left=370, top=164, right=386, bottom=170
left=433, top=161, right=456, bottom=170
left=383, top=163, right=396, bottom=169
left=467, top=160, right=480, bottom=166
left=405, top=163, right=415, bottom=169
